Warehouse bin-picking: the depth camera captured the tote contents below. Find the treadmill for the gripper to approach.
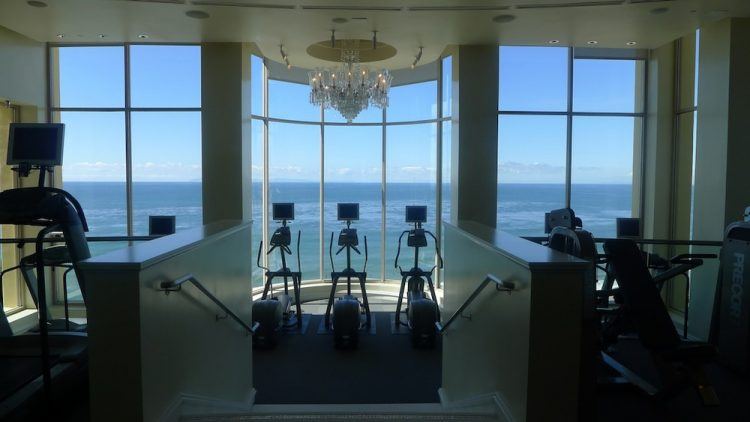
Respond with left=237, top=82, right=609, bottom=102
left=0, top=123, right=91, bottom=420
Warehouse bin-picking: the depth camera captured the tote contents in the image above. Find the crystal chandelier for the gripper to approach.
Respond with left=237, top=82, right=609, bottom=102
left=308, top=45, right=392, bottom=123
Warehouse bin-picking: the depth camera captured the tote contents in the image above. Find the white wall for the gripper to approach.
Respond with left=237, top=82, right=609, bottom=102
left=81, top=222, right=254, bottom=421
left=0, top=25, right=45, bottom=110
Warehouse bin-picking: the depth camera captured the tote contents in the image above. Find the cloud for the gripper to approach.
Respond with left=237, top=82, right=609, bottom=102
left=499, top=161, right=565, bottom=175
left=337, top=167, right=352, bottom=175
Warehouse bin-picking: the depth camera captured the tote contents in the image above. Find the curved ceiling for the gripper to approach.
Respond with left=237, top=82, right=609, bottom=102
left=0, top=0, right=748, bottom=70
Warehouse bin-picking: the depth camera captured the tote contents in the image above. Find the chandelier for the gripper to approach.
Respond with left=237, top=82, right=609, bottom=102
left=308, top=44, right=392, bottom=123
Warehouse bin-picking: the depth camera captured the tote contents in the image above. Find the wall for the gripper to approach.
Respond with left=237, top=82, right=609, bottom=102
left=81, top=222, right=254, bottom=421
left=441, top=222, right=588, bottom=422
left=691, top=18, right=750, bottom=340
left=201, top=43, right=253, bottom=224
left=0, top=25, right=45, bottom=113
left=450, top=45, right=499, bottom=227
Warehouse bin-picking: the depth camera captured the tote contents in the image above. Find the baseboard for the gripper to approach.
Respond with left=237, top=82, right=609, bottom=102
left=159, top=389, right=256, bottom=422
left=438, top=388, right=515, bottom=422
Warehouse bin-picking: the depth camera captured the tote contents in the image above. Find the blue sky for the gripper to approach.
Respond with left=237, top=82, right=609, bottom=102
left=58, top=45, right=637, bottom=184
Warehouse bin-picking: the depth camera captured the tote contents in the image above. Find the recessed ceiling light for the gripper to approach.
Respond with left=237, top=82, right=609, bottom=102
left=138, top=33, right=149, bottom=39
left=186, top=10, right=210, bottom=19
left=97, top=34, right=106, bottom=39
left=332, top=17, right=348, bottom=24
left=626, top=41, right=637, bottom=46
left=650, top=7, right=669, bottom=15
left=492, top=14, right=516, bottom=23
left=56, top=34, right=64, bottom=39
left=27, top=1, right=48, bottom=7
left=587, top=40, right=598, bottom=45
left=548, top=40, right=560, bottom=44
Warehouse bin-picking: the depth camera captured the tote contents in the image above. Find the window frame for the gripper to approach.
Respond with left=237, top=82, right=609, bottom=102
left=250, top=55, right=451, bottom=285
left=498, top=46, right=647, bottom=226
left=47, top=42, right=202, bottom=305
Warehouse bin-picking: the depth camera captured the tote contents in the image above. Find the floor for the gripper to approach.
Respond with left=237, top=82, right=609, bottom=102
left=253, top=296, right=443, bottom=405
left=16, top=295, right=750, bottom=421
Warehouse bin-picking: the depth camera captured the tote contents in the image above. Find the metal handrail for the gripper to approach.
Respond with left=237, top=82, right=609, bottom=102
left=159, top=274, right=259, bottom=335
left=522, top=236, right=723, bottom=247
left=0, top=235, right=159, bottom=244
left=435, top=273, right=514, bottom=334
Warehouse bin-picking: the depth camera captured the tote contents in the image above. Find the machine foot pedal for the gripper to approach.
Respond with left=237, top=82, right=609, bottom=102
left=316, top=315, right=376, bottom=335
left=281, top=313, right=312, bottom=335
left=389, top=313, right=411, bottom=335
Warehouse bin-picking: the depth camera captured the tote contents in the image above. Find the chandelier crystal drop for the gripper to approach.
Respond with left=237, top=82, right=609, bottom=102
left=308, top=48, right=392, bottom=123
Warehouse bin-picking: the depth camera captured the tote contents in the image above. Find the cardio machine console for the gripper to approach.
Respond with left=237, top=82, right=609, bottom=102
left=270, top=225, right=292, bottom=247
left=338, top=228, right=359, bottom=247
left=407, top=228, right=428, bottom=247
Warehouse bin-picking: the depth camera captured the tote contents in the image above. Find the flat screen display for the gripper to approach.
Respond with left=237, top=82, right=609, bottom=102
left=149, top=215, right=176, bottom=236
left=405, top=205, right=427, bottom=223
left=272, top=203, right=294, bottom=221
left=616, top=218, right=641, bottom=238
left=7, top=123, right=64, bottom=166
left=337, top=203, right=359, bottom=221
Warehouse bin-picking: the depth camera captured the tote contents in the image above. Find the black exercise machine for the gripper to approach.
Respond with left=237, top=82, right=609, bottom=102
left=393, top=205, right=442, bottom=347
left=603, top=239, right=719, bottom=406
left=252, top=203, right=303, bottom=347
left=710, top=210, right=750, bottom=373
left=0, top=123, right=91, bottom=419
left=324, top=203, right=371, bottom=348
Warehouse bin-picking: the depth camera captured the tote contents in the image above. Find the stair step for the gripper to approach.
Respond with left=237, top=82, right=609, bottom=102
left=183, top=415, right=496, bottom=421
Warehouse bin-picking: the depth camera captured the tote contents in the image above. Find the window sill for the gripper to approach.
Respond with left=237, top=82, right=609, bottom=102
left=7, top=309, right=39, bottom=335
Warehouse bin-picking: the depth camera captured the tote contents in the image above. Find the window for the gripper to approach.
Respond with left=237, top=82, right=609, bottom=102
left=498, top=46, right=644, bottom=237
left=386, top=124, right=437, bottom=280
left=571, top=116, right=638, bottom=237
left=50, top=44, right=202, bottom=302
left=324, top=125, right=382, bottom=281
left=268, top=122, right=321, bottom=281
left=251, top=58, right=446, bottom=284
left=497, top=115, right=567, bottom=236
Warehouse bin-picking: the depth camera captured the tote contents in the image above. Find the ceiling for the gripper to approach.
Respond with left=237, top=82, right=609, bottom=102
left=1, top=0, right=749, bottom=70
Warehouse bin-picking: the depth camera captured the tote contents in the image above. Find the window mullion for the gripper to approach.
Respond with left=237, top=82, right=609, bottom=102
left=565, top=47, right=574, bottom=208
left=381, top=108, right=386, bottom=283
left=124, top=43, right=134, bottom=238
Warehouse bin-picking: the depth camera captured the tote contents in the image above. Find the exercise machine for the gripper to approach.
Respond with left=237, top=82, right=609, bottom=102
left=710, top=210, right=750, bottom=373
left=0, top=123, right=91, bottom=419
left=324, top=203, right=371, bottom=348
left=604, top=239, right=719, bottom=406
left=252, top=203, right=302, bottom=347
left=394, top=205, right=442, bottom=347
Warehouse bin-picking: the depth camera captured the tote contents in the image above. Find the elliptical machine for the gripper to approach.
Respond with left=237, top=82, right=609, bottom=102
left=252, top=203, right=303, bottom=347
left=394, top=206, right=442, bottom=347
left=324, top=203, right=371, bottom=348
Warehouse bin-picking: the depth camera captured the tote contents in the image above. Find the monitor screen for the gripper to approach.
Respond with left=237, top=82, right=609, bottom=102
left=616, top=218, right=641, bottom=238
left=149, top=215, right=176, bottom=236
left=272, top=203, right=294, bottom=221
left=546, top=208, right=576, bottom=232
left=405, top=205, right=427, bottom=223
left=337, top=203, right=359, bottom=221
left=7, top=123, right=64, bottom=166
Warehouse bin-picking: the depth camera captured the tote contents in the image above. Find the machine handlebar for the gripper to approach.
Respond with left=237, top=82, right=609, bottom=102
left=393, top=230, right=410, bottom=268
left=296, top=230, right=302, bottom=273
left=329, top=232, right=335, bottom=273
left=363, top=235, right=368, bottom=273
left=256, top=240, right=269, bottom=271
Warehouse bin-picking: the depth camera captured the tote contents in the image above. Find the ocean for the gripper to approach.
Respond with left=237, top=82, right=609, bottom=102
left=64, top=181, right=632, bottom=287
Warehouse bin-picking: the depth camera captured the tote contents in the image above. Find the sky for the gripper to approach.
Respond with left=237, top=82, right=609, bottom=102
left=57, top=45, right=638, bottom=184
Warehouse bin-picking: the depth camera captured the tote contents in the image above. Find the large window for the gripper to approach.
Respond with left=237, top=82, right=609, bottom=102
left=498, top=46, right=644, bottom=238
left=251, top=57, right=449, bottom=284
left=50, top=44, right=202, bottom=300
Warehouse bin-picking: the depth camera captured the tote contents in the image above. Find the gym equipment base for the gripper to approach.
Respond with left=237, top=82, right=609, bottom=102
left=281, top=313, right=313, bottom=335
left=389, top=313, right=411, bottom=335
left=316, top=315, right=377, bottom=335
